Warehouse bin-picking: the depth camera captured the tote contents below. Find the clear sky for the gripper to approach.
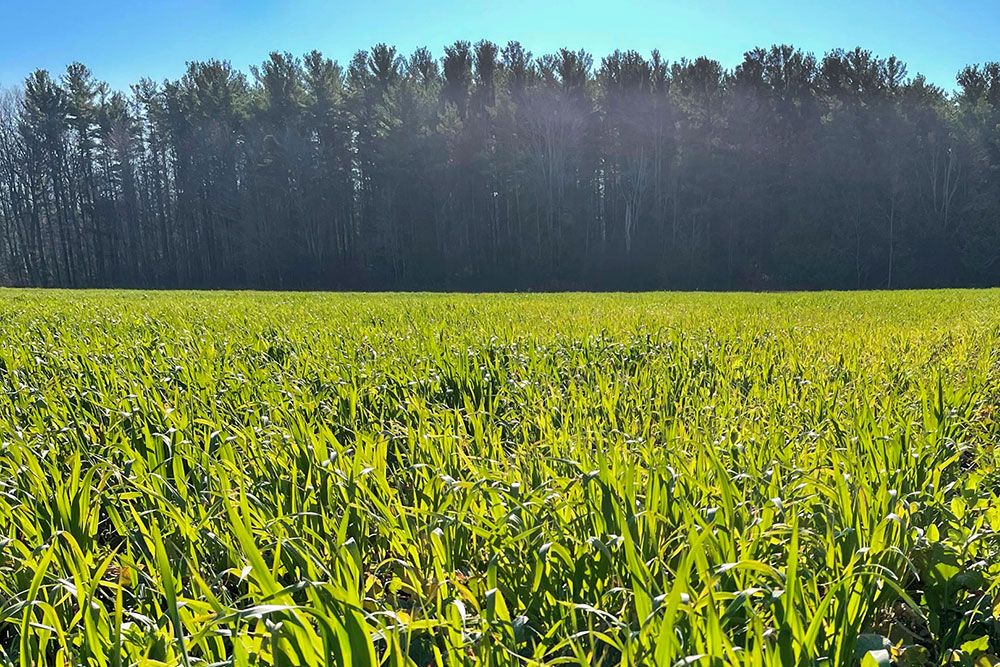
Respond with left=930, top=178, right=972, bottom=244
left=1, top=0, right=997, bottom=93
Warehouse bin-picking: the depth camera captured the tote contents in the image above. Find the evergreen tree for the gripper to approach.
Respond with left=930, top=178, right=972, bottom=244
left=2, top=42, right=1000, bottom=290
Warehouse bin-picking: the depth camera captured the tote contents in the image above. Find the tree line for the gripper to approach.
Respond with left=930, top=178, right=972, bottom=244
left=2, top=42, right=1000, bottom=290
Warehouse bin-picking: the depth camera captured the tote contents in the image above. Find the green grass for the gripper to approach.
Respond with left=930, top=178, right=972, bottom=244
left=0, top=289, right=998, bottom=666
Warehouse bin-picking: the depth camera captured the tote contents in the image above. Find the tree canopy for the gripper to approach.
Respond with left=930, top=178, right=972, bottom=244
left=2, top=42, right=999, bottom=290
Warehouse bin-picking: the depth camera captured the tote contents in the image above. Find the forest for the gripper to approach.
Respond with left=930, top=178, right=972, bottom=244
left=1, top=42, right=999, bottom=290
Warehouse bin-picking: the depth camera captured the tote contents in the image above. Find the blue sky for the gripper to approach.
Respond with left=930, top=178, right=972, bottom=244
left=1, top=0, right=997, bottom=92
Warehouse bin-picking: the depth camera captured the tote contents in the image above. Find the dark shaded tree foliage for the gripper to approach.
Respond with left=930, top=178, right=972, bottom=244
left=2, top=43, right=1000, bottom=290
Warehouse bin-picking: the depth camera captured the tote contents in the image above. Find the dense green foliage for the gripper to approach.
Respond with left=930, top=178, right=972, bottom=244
left=3, top=45, right=1000, bottom=290
left=0, top=290, right=999, bottom=665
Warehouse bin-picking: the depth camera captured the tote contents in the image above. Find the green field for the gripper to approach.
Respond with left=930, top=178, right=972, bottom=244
left=1, top=290, right=998, bottom=666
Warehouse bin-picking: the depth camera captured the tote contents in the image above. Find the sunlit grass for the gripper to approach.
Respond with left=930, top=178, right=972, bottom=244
left=0, top=290, right=998, bottom=665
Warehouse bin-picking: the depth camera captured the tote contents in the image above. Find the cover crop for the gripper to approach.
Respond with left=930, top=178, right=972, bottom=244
left=0, top=290, right=997, bottom=665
